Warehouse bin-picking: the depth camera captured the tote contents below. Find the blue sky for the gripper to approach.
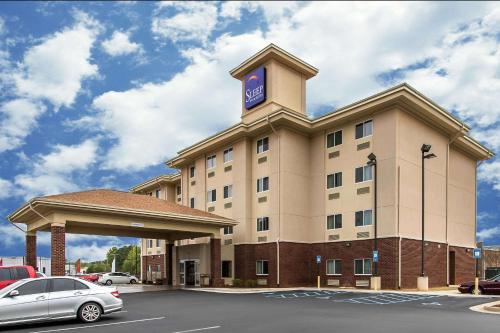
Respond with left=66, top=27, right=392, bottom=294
left=0, top=1, right=499, bottom=261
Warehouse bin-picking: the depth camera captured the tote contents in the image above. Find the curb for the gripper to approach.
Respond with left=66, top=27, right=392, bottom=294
left=470, top=300, right=500, bottom=314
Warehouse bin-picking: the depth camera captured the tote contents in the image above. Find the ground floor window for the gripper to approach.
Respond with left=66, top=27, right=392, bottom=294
left=222, top=261, right=232, bottom=278
left=256, top=260, right=269, bottom=275
left=326, top=259, right=342, bottom=275
left=354, top=258, right=372, bottom=275
left=156, top=265, right=161, bottom=272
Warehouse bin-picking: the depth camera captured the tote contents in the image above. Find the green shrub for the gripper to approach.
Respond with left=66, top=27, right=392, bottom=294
left=232, top=278, right=243, bottom=287
left=244, top=279, right=257, bottom=288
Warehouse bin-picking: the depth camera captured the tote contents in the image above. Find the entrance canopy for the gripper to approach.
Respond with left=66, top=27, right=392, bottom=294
left=8, top=189, right=236, bottom=240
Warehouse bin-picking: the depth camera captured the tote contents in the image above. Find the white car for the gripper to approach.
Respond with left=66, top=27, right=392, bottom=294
left=0, top=276, right=123, bottom=326
left=98, top=272, right=138, bottom=285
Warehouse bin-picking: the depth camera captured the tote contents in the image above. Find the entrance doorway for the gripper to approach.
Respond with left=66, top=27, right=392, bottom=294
left=179, top=259, right=200, bottom=287
left=449, top=251, right=456, bottom=285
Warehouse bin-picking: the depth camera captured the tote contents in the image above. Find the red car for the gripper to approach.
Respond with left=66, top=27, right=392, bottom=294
left=458, top=275, right=500, bottom=295
left=74, top=273, right=100, bottom=283
left=0, top=265, right=37, bottom=289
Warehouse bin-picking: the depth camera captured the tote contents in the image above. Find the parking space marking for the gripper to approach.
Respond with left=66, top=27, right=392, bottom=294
left=172, top=326, right=221, bottom=333
left=263, top=290, right=349, bottom=299
left=30, top=316, right=166, bottom=333
left=335, top=293, right=441, bottom=305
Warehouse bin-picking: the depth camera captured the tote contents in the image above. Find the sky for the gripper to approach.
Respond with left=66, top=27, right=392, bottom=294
left=0, top=1, right=499, bottom=262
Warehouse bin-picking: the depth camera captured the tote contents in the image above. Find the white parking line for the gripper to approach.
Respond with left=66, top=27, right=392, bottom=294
left=172, top=326, right=221, bottom=333
left=30, top=317, right=166, bottom=333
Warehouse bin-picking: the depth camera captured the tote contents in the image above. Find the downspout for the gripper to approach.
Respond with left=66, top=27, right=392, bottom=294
left=267, top=115, right=280, bottom=287
left=446, top=122, right=466, bottom=284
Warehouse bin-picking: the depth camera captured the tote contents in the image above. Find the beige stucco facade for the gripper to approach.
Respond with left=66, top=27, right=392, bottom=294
left=135, top=44, right=492, bottom=288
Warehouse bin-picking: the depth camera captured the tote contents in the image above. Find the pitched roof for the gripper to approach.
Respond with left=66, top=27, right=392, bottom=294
left=11, top=189, right=232, bottom=222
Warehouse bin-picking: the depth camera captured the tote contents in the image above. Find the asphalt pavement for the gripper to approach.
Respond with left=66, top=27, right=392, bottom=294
left=1, top=289, right=499, bottom=333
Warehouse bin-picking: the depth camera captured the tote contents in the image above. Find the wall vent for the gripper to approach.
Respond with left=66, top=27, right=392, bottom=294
left=257, top=278, right=268, bottom=286
left=355, top=280, right=370, bottom=287
left=357, top=142, right=370, bottom=150
left=207, top=171, right=215, bottom=178
left=327, top=279, right=340, bottom=286
left=207, top=206, right=215, bottom=212
left=357, top=232, right=369, bottom=239
left=328, top=234, right=340, bottom=241
left=190, top=181, right=196, bottom=186
left=224, top=165, right=232, bottom=172
left=258, top=236, right=267, bottom=243
left=328, top=192, right=340, bottom=200
left=224, top=239, right=233, bottom=245
left=328, top=151, right=340, bottom=159
left=224, top=202, right=232, bottom=209
left=258, top=196, right=267, bottom=203
left=357, top=187, right=370, bottom=195
left=258, top=156, right=267, bottom=164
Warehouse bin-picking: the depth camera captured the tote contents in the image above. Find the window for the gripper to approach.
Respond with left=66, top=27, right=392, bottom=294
left=223, top=185, right=233, bottom=199
left=355, top=210, right=373, bottom=227
left=156, top=239, right=161, bottom=247
left=257, top=217, right=269, bottom=231
left=0, top=268, right=11, bottom=281
left=223, top=148, right=233, bottom=163
left=176, top=186, right=181, bottom=195
left=256, top=260, right=269, bottom=275
left=354, top=258, right=372, bottom=275
left=15, top=267, right=29, bottom=279
left=51, top=278, right=76, bottom=292
left=327, top=130, right=342, bottom=148
left=157, top=265, right=161, bottom=272
left=355, top=165, right=373, bottom=183
left=155, top=189, right=161, bottom=198
left=207, top=189, right=217, bottom=203
left=327, top=172, right=342, bottom=189
left=147, top=239, right=153, bottom=248
left=327, top=214, right=342, bottom=229
left=17, top=280, right=48, bottom=296
left=74, top=280, right=89, bottom=290
left=326, top=259, right=342, bottom=275
left=257, top=137, right=269, bottom=153
left=222, top=261, right=232, bottom=278
left=190, top=197, right=195, bottom=208
left=355, top=120, right=373, bottom=139
left=207, top=155, right=216, bottom=169
left=190, top=166, right=196, bottom=178
left=223, top=226, right=233, bottom=235
left=148, top=265, right=152, bottom=272
left=257, top=177, right=269, bottom=192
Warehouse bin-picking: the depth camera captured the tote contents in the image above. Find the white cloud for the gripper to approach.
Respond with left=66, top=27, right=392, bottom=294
left=219, top=1, right=259, bottom=20
left=101, top=31, right=141, bottom=57
left=0, top=17, right=5, bottom=35
left=478, top=161, right=500, bottom=192
left=0, top=99, right=46, bottom=153
left=67, top=241, right=122, bottom=262
left=13, top=11, right=101, bottom=109
left=14, top=139, right=99, bottom=199
left=478, top=226, right=500, bottom=241
left=152, top=1, right=218, bottom=44
left=0, top=178, right=14, bottom=200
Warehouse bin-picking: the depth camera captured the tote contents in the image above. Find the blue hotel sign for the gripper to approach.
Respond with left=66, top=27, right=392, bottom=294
left=244, top=66, right=266, bottom=110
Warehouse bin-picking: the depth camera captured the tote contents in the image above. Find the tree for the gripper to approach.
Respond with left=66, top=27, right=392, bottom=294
left=122, top=246, right=141, bottom=276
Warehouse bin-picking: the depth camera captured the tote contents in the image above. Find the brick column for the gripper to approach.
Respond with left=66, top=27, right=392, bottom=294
left=210, top=238, right=223, bottom=287
left=26, top=232, right=37, bottom=269
left=51, top=224, right=66, bottom=276
left=167, top=243, right=174, bottom=286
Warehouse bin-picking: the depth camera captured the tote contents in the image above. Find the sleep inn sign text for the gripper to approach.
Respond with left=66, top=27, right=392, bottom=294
left=244, top=66, right=266, bottom=110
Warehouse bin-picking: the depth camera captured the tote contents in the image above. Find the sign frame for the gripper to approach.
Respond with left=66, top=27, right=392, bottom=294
left=244, top=66, right=266, bottom=110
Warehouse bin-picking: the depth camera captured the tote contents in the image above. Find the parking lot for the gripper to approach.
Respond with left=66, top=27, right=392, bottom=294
left=2, top=289, right=499, bottom=333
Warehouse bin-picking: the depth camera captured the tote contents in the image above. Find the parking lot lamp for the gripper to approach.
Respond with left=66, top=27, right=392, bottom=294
left=421, top=144, right=436, bottom=277
left=367, top=153, right=377, bottom=276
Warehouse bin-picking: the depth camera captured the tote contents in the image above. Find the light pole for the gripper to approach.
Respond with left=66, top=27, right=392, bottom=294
left=421, top=144, right=436, bottom=277
left=367, top=153, right=377, bottom=276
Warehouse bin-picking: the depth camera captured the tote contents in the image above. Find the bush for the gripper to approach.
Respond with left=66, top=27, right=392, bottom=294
left=232, top=278, right=243, bottom=287
left=244, top=279, right=257, bottom=288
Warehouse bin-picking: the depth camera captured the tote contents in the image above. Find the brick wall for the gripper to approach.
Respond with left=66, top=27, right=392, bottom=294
left=234, top=242, right=278, bottom=286
left=51, top=226, right=66, bottom=276
left=210, top=239, right=224, bottom=287
left=141, top=254, right=166, bottom=284
left=450, top=245, right=475, bottom=285
left=26, top=234, right=37, bottom=269
left=400, top=238, right=447, bottom=288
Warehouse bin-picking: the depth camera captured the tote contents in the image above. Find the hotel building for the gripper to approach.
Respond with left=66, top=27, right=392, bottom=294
left=133, top=44, right=493, bottom=289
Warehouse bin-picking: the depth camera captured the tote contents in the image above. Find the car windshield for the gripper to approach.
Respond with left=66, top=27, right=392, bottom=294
left=486, top=273, right=500, bottom=281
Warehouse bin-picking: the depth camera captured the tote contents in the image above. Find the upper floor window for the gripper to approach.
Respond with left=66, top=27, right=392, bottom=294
left=257, top=217, right=269, bottom=231
left=257, top=177, right=269, bottom=193
left=327, top=214, right=342, bottom=230
left=257, top=137, right=269, bottom=154
left=176, top=186, right=181, bottom=195
left=355, top=120, right=373, bottom=139
left=155, top=189, right=161, bottom=198
left=156, top=239, right=160, bottom=247
left=327, top=172, right=342, bottom=189
left=327, top=130, right=342, bottom=148
left=354, top=258, right=372, bottom=275
left=207, top=189, right=217, bottom=203
left=224, top=185, right=233, bottom=199
left=223, top=226, right=233, bottom=235
left=147, top=239, right=153, bottom=248
left=190, top=166, right=196, bottom=178
left=223, top=148, right=233, bottom=163
left=207, top=155, right=216, bottom=169
left=355, top=165, right=373, bottom=183
left=190, top=197, right=195, bottom=208
left=326, top=259, right=342, bottom=275
left=355, top=209, right=373, bottom=227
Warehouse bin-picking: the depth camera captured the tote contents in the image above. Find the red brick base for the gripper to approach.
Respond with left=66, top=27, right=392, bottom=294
left=26, top=234, right=37, bottom=270
left=450, top=245, right=475, bottom=285
left=51, top=225, right=65, bottom=276
left=210, top=239, right=224, bottom=287
left=142, top=254, right=166, bottom=284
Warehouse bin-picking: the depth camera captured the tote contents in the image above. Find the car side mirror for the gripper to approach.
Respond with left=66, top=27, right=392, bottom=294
left=8, top=290, right=19, bottom=297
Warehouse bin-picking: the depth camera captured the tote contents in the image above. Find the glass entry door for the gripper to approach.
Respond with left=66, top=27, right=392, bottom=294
left=180, top=260, right=200, bottom=287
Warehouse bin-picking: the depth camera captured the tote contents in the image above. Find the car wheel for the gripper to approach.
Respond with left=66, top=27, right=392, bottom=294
left=105, top=280, right=112, bottom=285
left=78, top=302, right=102, bottom=323
left=130, top=279, right=137, bottom=284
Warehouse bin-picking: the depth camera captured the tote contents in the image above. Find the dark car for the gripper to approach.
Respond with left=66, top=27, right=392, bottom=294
left=458, top=274, right=500, bottom=294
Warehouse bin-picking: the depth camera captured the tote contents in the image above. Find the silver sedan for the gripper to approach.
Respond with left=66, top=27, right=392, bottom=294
left=0, top=276, right=123, bottom=326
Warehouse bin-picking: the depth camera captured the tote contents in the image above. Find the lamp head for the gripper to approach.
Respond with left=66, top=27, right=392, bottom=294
left=368, top=153, right=376, bottom=162
left=424, top=153, right=437, bottom=159
left=421, top=144, right=432, bottom=153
